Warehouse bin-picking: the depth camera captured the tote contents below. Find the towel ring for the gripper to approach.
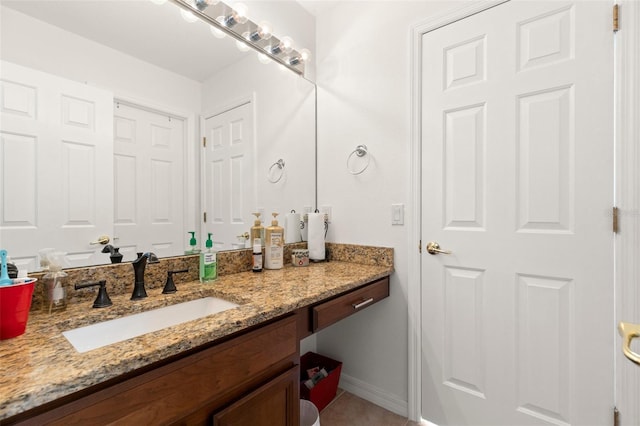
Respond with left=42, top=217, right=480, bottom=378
left=347, top=144, right=370, bottom=175
left=268, top=159, right=285, bottom=183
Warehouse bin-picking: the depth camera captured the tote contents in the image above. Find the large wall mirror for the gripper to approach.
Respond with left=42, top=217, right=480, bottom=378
left=0, top=0, right=316, bottom=272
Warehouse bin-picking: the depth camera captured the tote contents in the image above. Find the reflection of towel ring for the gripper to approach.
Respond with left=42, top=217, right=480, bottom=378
left=347, top=144, right=370, bottom=175
left=268, top=159, right=285, bottom=183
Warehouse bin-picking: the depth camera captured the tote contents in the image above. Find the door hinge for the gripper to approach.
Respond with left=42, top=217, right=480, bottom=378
left=202, top=137, right=207, bottom=148
left=203, top=212, right=207, bottom=223
left=613, top=4, right=620, bottom=32
left=614, top=406, right=619, bottom=426
left=419, top=240, right=422, bottom=253
left=613, top=206, right=619, bottom=233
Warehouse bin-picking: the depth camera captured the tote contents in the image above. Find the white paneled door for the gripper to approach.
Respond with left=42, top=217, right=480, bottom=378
left=113, top=102, right=186, bottom=261
left=203, top=102, right=255, bottom=250
left=420, top=1, right=613, bottom=425
left=0, top=61, right=113, bottom=270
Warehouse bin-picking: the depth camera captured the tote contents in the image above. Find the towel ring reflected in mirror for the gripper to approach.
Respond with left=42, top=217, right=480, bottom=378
left=347, top=144, right=370, bottom=175
left=268, top=159, right=285, bottom=183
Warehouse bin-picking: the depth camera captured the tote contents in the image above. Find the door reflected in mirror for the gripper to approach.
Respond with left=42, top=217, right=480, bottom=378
left=0, top=0, right=315, bottom=272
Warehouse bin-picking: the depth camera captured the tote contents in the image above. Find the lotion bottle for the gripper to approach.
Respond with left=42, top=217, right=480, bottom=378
left=250, top=212, right=265, bottom=247
left=264, top=213, right=284, bottom=270
left=199, top=233, right=217, bottom=282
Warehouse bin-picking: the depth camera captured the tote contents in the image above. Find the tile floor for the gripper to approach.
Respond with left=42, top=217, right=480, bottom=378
left=318, top=389, right=422, bottom=426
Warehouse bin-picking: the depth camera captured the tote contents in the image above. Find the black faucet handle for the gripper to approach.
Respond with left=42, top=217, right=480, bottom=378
left=75, top=280, right=113, bottom=308
left=162, top=269, right=189, bottom=294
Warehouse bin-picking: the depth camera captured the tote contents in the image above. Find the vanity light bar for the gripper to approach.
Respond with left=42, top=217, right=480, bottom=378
left=169, top=0, right=306, bottom=75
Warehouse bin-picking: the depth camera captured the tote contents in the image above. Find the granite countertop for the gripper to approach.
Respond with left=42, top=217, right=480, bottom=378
left=0, top=260, right=393, bottom=421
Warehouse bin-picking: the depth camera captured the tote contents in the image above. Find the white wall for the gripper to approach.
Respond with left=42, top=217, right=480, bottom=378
left=314, top=1, right=457, bottom=415
left=0, top=7, right=202, bottom=113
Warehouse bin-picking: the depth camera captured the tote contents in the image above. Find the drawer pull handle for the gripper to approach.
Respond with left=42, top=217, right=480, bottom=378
left=352, top=298, right=374, bottom=310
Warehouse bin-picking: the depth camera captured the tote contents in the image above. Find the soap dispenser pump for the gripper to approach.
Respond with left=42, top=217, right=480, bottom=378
left=199, top=233, right=217, bottom=283
left=264, top=213, right=284, bottom=270
left=186, top=231, right=199, bottom=254
left=251, top=212, right=265, bottom=247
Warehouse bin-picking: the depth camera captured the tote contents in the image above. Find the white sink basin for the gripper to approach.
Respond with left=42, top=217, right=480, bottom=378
left=62, top=297, right=238, bottom=353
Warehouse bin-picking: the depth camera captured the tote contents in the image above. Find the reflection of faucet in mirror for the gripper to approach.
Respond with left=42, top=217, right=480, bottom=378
left=101, top=245, right=123, bottom=264
left=131, top=252, right=159, bottom=301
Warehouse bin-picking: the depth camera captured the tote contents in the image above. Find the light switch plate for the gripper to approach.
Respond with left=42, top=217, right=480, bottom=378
left=391, top=203, right=404, bottom=225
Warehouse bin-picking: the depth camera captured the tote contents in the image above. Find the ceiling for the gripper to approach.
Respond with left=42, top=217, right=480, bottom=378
left=296, top=0, right=339, bottom=17
left=1, top=0, right=249, bottom=82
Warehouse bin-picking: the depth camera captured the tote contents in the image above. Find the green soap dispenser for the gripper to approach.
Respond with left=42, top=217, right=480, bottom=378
left=200, top=233, right=217, bottom=283
left=186, top=231, right=200, bottom=254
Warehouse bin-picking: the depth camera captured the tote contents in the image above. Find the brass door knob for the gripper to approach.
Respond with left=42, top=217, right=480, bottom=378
left=90, top=235, right=110, bottom=245
left=426, top=242, right=452, bottom=255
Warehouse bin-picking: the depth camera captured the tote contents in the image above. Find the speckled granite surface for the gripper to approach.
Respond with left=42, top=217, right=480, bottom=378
left=0, top=244, right=393, bottom=421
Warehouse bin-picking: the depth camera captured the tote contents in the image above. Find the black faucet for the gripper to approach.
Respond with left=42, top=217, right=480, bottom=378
left=75, top=280, right=112, bottom=308
left=131, top=252, right=159, bottom=300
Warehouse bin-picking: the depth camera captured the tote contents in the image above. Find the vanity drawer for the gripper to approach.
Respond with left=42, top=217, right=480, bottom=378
left=312, top=277, right=389, bottom=332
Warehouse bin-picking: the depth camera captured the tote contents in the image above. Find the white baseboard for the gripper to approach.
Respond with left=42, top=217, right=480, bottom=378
left=338, top=373, right=408, bottom=418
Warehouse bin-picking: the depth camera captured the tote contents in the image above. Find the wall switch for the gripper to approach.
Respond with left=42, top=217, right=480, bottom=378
left=321, top=205, right=332, bottom=222
left=391, top=204, right=404, bottom=225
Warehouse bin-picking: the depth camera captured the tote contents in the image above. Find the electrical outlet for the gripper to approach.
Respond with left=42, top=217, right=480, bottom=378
left=258, top=208, right=265, bottom=222
left=303, top=206, right=312, bottom=214
left=321, top=205, right=332, bottom=222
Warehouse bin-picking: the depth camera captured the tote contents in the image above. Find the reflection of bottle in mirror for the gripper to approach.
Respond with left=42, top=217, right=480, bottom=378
left=251, top=212, right=265, bottom=247
left=252, top=238, right=263, bottom=272
left=265, top=213, right=284, bottom=270
left=186, top=231, right=200, bottom=255
left=200, top=233, right=217, bottom=282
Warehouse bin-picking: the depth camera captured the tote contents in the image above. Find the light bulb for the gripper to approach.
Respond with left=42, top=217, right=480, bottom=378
left=233, top=3, right=249, bottom=23
left=247, top=21, right=272, bottom=42
left=236, top=40, right=250, bottom=52
left=300, top=48, right=311, bottom=62
left=288, top=48, right=312, bottom=66
left=180, top=8, right=198, bottom=23
left=223, top=2, right=249, bottom=27
left=211, top=17, right=226, bottom=38
left=270, top=36, right=294, bottom=55
left=257, top=53, right=271, bottom=64
left=280, top=36, right=294, bottom=53
left=149, top=0, right=167, bottom=5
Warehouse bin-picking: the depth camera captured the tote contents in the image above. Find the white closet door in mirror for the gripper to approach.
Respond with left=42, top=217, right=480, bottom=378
left=0, top=61, right=113, bottom=271
left=204, top=102, right=255, bottom=250
left=113, top=102, right=186, bottom=262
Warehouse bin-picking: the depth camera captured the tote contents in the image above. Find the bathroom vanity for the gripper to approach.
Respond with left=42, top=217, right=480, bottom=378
left=0, top=248, right=392, bottom=425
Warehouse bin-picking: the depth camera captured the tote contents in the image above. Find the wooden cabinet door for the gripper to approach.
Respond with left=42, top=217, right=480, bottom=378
left=213, top=366, right=299, bottom=426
